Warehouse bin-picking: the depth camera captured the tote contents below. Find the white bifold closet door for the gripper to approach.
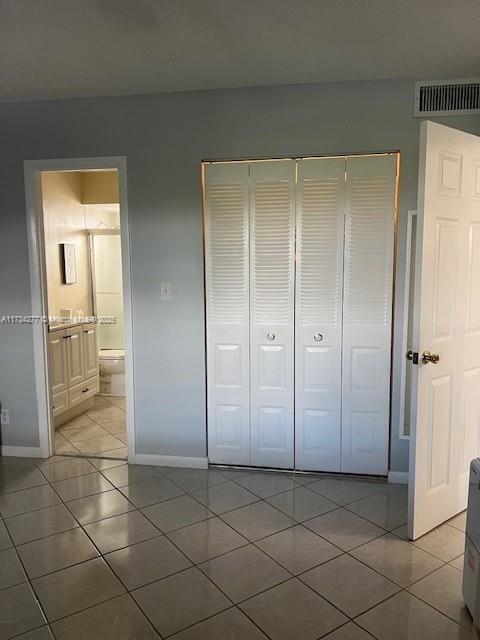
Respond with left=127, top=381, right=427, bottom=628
left=204, top=162, right=251, bottom=465
left=295, top=158, right=346, bottom=471
left=250, top=161, right=296, bottom=468
left=205, top=155, right=396, bottom=474
left=341, top=155, right=396, bottom=474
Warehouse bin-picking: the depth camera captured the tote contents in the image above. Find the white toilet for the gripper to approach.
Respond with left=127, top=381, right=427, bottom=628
left=98, top=349, right=125, bottom=396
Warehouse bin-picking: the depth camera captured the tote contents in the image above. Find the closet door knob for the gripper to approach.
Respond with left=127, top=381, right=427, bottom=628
left=313, top=332, right=323, bottom=342
left=266, top=331, right=276, bottom=342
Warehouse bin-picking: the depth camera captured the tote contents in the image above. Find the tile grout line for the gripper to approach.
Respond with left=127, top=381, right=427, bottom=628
left=3, top=464, right=319, bottom=638
left=3, top=465, right=165, bottom=638
left=131, top=491, right=282, bottom=640
left=126, top=469, right=471, bottom=636
left=1, top=459, right=470, bottom=639
left=14, top=461, right=264, bottom=638
left=55, top=395, right=127, bottom=458
left=0, top=509, right=57, bottom=639
left=130, top=469, right=391, bottom=634
left=58, top=422, right=126, bottom=457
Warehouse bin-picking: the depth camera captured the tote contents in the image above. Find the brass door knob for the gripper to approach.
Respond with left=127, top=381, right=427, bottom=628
left=422, top=351, right=440, bottom=365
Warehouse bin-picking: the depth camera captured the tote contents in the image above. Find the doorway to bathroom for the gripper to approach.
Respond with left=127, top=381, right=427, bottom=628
left=24, top=157, right=134, bottom=463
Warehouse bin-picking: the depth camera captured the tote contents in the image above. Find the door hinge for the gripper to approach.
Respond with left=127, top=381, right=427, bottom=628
left=407, top=350, right=419, bottom=365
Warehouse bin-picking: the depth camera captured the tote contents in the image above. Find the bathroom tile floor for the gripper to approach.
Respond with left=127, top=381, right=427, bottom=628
left=55, top=395, right=127, bottom=459
left=0, top=456, right=474, bottom=640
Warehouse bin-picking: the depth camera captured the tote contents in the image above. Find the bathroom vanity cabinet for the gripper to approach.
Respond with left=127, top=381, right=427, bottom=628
left=48, top=322, right=99, bottom=421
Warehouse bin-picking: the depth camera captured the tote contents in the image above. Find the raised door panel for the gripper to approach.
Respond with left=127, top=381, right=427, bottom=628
left=83, top=324, right=99, bottom=379
left=204, top=162, right=251, bottom=465
left=295, top=157, right=345, bottom=471
left=426, top=375, right=453, bottom=490
left=341, top=154, right=396, bottom=474
left=466, top=222, right=480, bottom=333
left=250, top=160, right=295, bottom=469
left=431, top=219, right=459, bottom=341
left=66, top=326, right=85, bottom=387
left=48, top=330, right=68, bottom=396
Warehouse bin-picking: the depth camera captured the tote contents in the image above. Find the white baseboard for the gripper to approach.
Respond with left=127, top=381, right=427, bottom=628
left=1, top=446, right=42, bottom=458
left=131, top=453, right=209, bottom=469
left=388, top=471, right=409, bottom=484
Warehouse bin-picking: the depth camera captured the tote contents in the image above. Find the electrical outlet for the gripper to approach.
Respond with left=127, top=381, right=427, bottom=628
left=0, top=408, right=10, bottom=425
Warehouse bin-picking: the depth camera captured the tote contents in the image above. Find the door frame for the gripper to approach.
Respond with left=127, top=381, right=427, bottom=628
left=398, top=209, right=417, bottom=442
left=201, top=151, right=400, bottom=474
left=24, top=156, right=136, bottom=460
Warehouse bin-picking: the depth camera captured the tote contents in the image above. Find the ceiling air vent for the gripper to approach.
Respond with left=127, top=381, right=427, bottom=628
left=414, top=79, right=480, bottom=117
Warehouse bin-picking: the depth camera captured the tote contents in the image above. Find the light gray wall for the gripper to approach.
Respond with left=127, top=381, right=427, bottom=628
left=0, top=80, right=478, bottom=470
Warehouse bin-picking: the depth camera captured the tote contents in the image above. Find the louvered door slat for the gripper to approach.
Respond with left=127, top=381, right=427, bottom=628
left=252, top=180, right=293, bottom=326
left=250, top=160, right=295, bottom=469
left=295, top=157, right=346, bottom=471
left=341, top=155, right=396, bottom=474
left=204, top=163, right=251, bottom=465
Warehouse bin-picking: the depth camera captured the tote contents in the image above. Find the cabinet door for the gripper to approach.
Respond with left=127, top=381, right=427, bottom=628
left=83, top=324, right=99, bottom=379
left=295, top=158, right=346, bottom=472
left=66, top=326, right=85, bottom=387
left=52, top=391, right=69, bottom=417
left=204, top=162, right=251, bottom=465
left=250, top=160, right=296, bottom=469
left=48, top=330, right=68, bottom=395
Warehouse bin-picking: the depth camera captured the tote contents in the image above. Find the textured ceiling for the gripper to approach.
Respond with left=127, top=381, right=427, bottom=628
left=0, top=0, right=479, bottom=103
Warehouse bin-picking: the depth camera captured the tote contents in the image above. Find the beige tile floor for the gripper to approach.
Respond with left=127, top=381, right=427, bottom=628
left=0, top=457, right=475, bottom=640
left=55, top=395, right=127, bottom=459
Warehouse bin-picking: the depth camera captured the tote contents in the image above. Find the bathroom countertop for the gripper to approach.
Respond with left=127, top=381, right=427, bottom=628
left=48, top=319, right=96, bottom=332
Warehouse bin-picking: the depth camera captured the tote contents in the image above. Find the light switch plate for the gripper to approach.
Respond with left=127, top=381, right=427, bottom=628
left=160, top=281, right=172, bottom=301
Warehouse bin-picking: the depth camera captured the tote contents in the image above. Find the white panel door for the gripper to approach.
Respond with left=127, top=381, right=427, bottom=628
left=409, top=121, right=480, bottom=539
left=295, top=157, right=346, bottom=471
left=342, top=155, right=396, bottom=474
left=250, top=160, right=295, bottom=468
left=204, top=162, right=251, bottom=465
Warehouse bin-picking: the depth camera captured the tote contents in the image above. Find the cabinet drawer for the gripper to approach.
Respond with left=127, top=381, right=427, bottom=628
left=69, top=375, right=100, bottom=408
left=52, top=391, right=69, bottom=417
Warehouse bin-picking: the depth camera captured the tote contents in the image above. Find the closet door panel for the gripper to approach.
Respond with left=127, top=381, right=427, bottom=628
left=250, top=160, right=295, bottom=468
left=342, top=154, right=396, bottom=474
left=205, top=163, right=251, bottom=465
left=295, top=157, right=346, bottom=471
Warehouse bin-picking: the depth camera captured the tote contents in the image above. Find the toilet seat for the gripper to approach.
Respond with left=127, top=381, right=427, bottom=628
left=99, top=349, right=125, bottom=360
